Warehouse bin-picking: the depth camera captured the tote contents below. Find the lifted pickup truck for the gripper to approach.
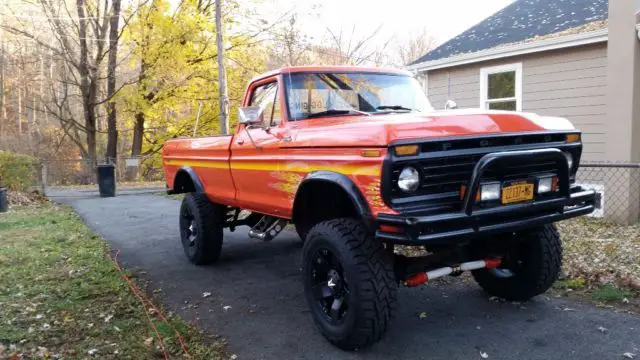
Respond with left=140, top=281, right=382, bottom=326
left=162, top=66, right=597, bottom=350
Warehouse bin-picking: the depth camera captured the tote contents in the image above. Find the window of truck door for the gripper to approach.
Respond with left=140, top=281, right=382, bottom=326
left=249, top=81, right=282, bottom=126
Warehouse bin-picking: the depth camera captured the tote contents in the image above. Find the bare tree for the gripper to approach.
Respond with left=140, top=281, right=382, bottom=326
left=394, top=28, right=435, bottom=66
left=0, top=27, right=5, bottom=141
left=106, top=0, right=122, bottom=161
left=267, top=15, right=313, bottom=67
left=324, top=25, right=391, bottom=66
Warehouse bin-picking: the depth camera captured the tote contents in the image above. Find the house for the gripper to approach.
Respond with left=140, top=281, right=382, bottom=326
left=408, top=0, right=640, bottom=223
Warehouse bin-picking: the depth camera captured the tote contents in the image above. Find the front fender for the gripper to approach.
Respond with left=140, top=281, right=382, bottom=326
left=292, top=171, right=374, bottom=230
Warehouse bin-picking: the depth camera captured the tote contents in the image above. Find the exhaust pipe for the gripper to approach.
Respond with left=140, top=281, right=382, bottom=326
left=404, top=258, right=502, bottom=287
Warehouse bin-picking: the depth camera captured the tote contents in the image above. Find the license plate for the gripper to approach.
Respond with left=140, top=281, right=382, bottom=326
left=501, top=182, right=534, bottom=204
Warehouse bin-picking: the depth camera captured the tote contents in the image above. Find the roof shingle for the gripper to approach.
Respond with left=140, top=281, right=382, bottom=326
left=411, top=0, right=608, bottom=65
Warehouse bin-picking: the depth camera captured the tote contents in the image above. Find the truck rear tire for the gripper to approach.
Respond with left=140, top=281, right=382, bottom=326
left=179, top=193, right=225, bottom=265
left=472, top=224, right=562, bottom=301
left=302, top=218, right=397, bottom=350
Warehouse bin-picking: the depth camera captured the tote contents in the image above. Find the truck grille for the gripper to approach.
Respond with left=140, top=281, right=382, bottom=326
left=387, top=134, right=580, bottom=213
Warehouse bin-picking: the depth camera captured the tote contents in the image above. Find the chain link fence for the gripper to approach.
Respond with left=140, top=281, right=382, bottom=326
left=41, top=156, right=164, bottom=188
left=574, top=163, right=640, bottom=224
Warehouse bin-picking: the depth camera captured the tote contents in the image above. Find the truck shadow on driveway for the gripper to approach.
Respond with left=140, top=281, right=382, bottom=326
left=57, top=192, right=640, bottom=360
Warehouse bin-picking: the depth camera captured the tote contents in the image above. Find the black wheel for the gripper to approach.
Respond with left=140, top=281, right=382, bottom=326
left=302, top=218, right=397, bottom=350
left=179, top=193, right=225, bottom=265
left=472, top=224, right=562, bottom=301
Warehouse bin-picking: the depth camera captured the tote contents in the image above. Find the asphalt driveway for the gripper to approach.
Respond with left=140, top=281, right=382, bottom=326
left=48, top=188, right=640, bottom=360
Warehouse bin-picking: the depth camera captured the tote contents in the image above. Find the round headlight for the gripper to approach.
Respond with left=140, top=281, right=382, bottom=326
left=398, top=166, right=420, bottom=193
left=564, top=152, right=574, bottom=170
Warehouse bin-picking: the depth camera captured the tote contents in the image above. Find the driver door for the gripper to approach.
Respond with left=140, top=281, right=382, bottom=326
left=230, top=77, right=292, bottom=217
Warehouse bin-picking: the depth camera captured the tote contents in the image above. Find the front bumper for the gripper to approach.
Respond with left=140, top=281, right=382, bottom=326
left=376, top=185, right=596, bottom=245
left=376, top=147, right=598, bottom=245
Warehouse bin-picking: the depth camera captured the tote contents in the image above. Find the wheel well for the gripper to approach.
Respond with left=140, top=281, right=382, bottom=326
left=173, top=170, right=197, bottom=194
left=293, top=180, right=360, bottom=234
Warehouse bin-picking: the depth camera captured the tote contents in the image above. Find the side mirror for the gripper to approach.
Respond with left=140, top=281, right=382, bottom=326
left=444, top=100, right=458, bottom=110
left=238, top=106, right=264, bottom=125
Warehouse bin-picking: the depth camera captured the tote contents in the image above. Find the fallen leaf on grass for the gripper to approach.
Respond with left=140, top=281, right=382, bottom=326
left=88, top=348, right=98, bottom=356
left=143, top=337, right=154, bottom=347
left=104, top=314, right=113, bottom=323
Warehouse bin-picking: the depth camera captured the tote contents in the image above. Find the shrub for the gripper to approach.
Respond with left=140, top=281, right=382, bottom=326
left=0, top=151, right=39, bottom=191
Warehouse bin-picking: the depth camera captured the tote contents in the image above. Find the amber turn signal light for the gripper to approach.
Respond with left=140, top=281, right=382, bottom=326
left=361, top=149, right=382, bottom=157
left=565, top=134, right=581, bottom=143
left=395, top=145, right=419, bottom=156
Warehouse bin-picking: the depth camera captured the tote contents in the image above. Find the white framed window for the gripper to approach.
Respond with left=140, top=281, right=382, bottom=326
left=479, top=63, right=522, bottom=111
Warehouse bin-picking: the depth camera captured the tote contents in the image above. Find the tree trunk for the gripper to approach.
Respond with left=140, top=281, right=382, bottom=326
left=215, top=0, right=229, bottom=134
left=131, top=112, right=144, bottom=158
left=105, top=0, right=121, bottom=162
left=76, top=0, right=97, bottom=165
left=126, top=112, right=144, bottom=180
left=0, top=32, right=4, bottom=141
left=17, top=68, right=22, bottom=134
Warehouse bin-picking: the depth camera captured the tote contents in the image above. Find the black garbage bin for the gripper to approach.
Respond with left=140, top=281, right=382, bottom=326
left=96, top=164, right=116, bottom=198
left=0, top=188, right=7, bottom=212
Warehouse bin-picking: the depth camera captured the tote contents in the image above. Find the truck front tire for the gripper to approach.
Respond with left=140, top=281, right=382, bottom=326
left=179, top=193, right=225, bottom=265
left=302, top=218, right=397, bottom=350
left=472, top=224, right=562, bottom=301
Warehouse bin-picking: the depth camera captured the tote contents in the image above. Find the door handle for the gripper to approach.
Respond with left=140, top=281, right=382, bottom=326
left=236, top=139, right=245, bottom=145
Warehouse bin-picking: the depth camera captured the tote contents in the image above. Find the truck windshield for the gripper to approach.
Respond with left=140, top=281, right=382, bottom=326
left=284, top=72, right=433, bottom=121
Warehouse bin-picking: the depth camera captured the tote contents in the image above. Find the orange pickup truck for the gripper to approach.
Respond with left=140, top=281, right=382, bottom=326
left=162, top=66, right=597, bottom=350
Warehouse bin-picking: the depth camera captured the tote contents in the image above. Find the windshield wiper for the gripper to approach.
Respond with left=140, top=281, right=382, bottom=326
left=376, top=105, right=416, bottom=112
left=305, top=108, right=370, bottom=119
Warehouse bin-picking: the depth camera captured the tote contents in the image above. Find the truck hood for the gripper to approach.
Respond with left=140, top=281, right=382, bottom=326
left=291, top=109, right=575, bottom=147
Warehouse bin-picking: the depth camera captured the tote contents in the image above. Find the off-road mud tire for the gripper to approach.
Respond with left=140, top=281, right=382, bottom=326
left=179, top=193, right=225, bottom=265
left=302, top=218, right=397, bottom=350
left=472, top=224, right=562, bottom=301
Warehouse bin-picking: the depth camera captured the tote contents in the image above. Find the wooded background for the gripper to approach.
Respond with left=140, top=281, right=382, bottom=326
left=0, top=0, right=433, bottom=181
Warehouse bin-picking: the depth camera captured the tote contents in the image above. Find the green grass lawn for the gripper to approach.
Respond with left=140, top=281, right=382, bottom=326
left=0, top=203, right=225, bottom=359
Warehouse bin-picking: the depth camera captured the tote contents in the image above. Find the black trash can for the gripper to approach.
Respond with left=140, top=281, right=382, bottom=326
left=0, top=188, right=7, bottom=212
left=96, top=164, right=116, bottom=198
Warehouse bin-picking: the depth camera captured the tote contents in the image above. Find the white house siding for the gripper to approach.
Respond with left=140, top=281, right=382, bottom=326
left=426, top=43, right=608, bottom=163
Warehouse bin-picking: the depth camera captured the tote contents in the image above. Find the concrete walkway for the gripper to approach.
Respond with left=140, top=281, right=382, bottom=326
left=50, top=189, right=640, bottom=360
